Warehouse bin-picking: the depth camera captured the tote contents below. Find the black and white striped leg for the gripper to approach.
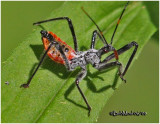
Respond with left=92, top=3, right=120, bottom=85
left=94, top=61, right=126, bottom=82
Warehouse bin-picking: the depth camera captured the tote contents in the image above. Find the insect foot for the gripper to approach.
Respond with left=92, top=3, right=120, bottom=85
left=88, top=106, right=92, bottom=117
left=119, top=74, right=127, bottom=83
left=20, top=83, right=29, bottom=88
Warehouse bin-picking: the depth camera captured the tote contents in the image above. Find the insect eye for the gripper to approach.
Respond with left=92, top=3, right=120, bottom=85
left=104, top=49, right=106, bottom=52
left=65, top=48, right=69, bottom=52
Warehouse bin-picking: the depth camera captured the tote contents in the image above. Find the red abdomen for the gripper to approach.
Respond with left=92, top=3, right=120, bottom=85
left=42, top=31, right=76, bottom=64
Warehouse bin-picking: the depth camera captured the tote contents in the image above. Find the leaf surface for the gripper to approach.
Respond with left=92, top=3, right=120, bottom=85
left=2, top=1, right=156, bottom=123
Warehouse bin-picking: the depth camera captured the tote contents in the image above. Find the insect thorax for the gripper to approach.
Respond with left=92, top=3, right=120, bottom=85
left=85, top=49, right=101, bottom=65
left=70, top=49, right=100, bottom=70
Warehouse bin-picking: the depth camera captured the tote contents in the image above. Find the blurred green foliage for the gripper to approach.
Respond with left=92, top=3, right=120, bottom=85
left=143, top=1, right=159, bottom=41
left=1, top=1, right=64, bottom=62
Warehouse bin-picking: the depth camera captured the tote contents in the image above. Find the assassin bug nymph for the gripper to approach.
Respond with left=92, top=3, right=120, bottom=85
left=20, top=1, right=138, bottom=116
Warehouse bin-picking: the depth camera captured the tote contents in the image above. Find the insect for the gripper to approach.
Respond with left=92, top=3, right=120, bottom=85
left=5, top=81, right=9, bottom=85
left=20, top=1, right=138, bottom=116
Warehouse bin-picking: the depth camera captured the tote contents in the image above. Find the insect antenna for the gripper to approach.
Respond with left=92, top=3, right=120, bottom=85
left=81, top=7, right=108, bottom=45
left=110, top=1, right=129, bottom=45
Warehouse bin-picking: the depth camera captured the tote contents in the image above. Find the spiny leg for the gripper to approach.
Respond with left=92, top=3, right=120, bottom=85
left=94, top=61, right=126, bottom=82
left=102, top=41, right=138, bottom=77
left=20, top=43, right=53, bottom=88
left=90, top=30, right=106, bottom=49
left=75, top=67, right=91, bottom=116
left=33, top=17, right=78, bottom=52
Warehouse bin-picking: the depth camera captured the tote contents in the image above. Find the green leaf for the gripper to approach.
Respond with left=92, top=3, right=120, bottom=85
left=2, top=1, right=156, bottom=123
